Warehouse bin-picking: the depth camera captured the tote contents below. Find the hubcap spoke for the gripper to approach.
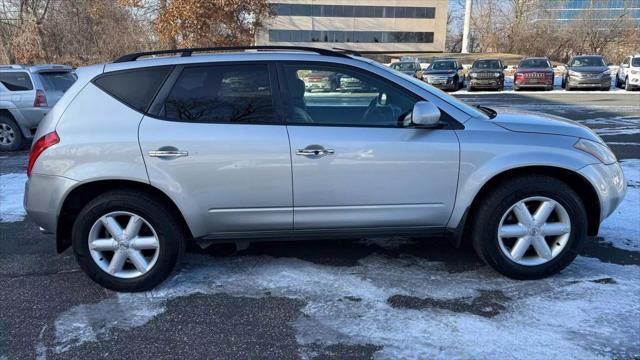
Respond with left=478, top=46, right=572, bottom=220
left=510, top=236, right=532, bottom=261
left=534, top=200, right=556, bottom=225
left=128, top=250, right=148, bottom=273
left=131, top=236, right=159, bottom=250
left=499, top=224, right=528, bottom=238
left=101, top=216, right=124, bottom=238
left=513, top=202, right=535, bottom=226
left=531, top=235, right=553, bottom=260
left=107, top=250, right=128, bottom=274
left=124, top=215, right=143, bottom=239
left=542, top=222, right=570, bottom=236
left=90, top=238, right=117, bottom=251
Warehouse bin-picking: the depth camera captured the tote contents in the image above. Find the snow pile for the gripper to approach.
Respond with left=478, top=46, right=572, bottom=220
left=0, top=173, right=27, bottom=222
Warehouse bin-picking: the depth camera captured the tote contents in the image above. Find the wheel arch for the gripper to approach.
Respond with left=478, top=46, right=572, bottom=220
left=56, top=179, right=194, bottom=253
left=449, top=165, right=601, bottom=248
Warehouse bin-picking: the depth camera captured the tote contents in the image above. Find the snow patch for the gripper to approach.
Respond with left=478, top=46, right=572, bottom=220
left=0, top=173, right=27, bottom=222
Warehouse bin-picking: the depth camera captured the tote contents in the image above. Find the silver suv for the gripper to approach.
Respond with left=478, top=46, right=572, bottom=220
left=0, top=64, right=76, bottom=151
left=24, top=47, right=626, bottom=292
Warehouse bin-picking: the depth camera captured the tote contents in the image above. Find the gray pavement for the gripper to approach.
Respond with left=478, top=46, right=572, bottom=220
left=1, top=92, right=639, bottom=360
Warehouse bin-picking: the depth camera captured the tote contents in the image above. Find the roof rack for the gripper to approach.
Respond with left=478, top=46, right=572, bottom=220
left=114, top=46, right=352, bottom=63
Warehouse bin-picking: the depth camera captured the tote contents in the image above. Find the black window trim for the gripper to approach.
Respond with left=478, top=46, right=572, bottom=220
left=275, top=61, right=463, bottom=130
left=91, top=65, right=174, bottom=114
left=147, top=61, right=286, bottom=126
left=0, top=71, right=34, bottom=91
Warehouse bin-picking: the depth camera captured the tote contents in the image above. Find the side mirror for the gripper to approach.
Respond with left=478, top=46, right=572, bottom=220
left=410, top=101, right=441, bottom=128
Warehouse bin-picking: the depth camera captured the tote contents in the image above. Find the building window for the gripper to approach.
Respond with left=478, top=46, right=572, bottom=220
left=271, top=3, right=436, bottom=19
left=269, top=30, right=434, bottom=43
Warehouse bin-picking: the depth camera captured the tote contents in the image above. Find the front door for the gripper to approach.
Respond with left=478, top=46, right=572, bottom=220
left=139, top=63, right=293, bottom=237
left=279, top=62, right=460, bottom=231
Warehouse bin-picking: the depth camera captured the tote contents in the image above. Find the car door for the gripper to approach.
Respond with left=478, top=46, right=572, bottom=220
left=139, top=63, right=293, bottom=237
left=279, top=62, right=460, bottom=231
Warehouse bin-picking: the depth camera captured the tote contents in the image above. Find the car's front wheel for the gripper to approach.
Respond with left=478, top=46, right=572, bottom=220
left=72, top=191, right=186, bottom=292
left=471, top=175, right=586, bottom=279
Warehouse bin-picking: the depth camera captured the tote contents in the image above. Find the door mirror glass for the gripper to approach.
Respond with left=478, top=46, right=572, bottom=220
left=410, top=101, right=441, bottom=128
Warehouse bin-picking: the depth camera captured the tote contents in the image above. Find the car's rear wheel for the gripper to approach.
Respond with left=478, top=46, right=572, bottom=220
left=72, top=191, right=185, bottom=292
left=615, top=75, right=622, bottom=88
left=625, top=77, right=632, bottom=91
left=0, top=115, right=24, bottom=151
left=471, top=175, right=586, bottom=279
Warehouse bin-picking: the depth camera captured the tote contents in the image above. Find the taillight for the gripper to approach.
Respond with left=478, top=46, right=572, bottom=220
left=34, top=90, right=48, bottom=107
left=27, top=131, right=59, bottom=177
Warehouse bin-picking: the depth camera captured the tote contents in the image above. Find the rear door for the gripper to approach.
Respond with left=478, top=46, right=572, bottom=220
left=279, top=62, right=460, bottom=231
left=139, top=63, right=293, bottom=238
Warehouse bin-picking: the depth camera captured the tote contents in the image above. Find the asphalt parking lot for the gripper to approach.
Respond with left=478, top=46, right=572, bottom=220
left=1, top=92, right=639, bottom=359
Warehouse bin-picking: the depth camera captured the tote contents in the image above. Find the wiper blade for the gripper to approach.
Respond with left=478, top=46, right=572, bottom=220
left=475, top=105, right=497, bottom=119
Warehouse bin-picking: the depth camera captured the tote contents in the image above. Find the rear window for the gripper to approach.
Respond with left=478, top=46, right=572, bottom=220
left=38, top=72, right=77, bottom=92
left=93, top=67, right=173, bottom=112
left=0, top=72, right=33, bottom=91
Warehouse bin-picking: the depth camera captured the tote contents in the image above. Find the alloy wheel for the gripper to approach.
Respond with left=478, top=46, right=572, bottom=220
left=497, top=197, right=571, bottom=266
left=88, top=211, right=160, bottom=279
left=0, top=123, right=15, bottom=145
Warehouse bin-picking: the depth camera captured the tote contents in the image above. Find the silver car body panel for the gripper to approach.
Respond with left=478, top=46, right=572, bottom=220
left=24, top=51, right=625, bottom=243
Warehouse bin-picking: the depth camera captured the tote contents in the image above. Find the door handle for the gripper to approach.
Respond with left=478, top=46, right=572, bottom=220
left=148, top=149, right=189, bottom=158
left=296, top=145, right=335, bottom=157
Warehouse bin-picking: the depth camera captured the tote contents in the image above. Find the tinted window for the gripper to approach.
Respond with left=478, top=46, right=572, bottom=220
left=283, top=64, right=419, bottom=127
left=391, top=62, right=420, bottom=71
left=472, top=60, right=502, bottom=69
left=94, top=67, right=172, bottom=112
left=570, top=57, right=605, bottom=67
left=0, top=72, right=33, bottom=91
left=519, top=59, right=551, bottom=68
left=632, top=58, right=640, bottom=67
left=38, top=72, right=77, bottom=92
left=428, top=61, right=457, bottom=70
left=163, top=64, right=275, bottom=124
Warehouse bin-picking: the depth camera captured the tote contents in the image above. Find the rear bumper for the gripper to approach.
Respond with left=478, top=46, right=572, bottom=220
left=578, top=162, right=626, bottom=223
left=24, top=174, right=77, bottom=234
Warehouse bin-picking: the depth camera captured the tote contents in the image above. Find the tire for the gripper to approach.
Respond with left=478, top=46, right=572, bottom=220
left=601, top=86, right=610, bottom=91
left=468, top=86, right=474, bottom=92
left=0, top=115, right=24, bottom=151
left=470, top=175, right=587, bottom=280
left=625, top=77, right=632, bottom=91
left=615, top=75, right=622, bottom=88
left=72, top=190, right=186, bottom=292
left=565, top=84, right=572, bottom=91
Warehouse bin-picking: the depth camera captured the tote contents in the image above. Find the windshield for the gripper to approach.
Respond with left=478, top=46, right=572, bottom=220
left=519, top=59, right=551, bottom=68
left=570, top=57, right=605, bottom=67
left=472, top=60, right=502, bottom=69
left=38, top=72, right=76, bottom=92
left=633, top=58, right=640, bottom=67
left=428, top=61, right=457, bottom=71
left=368, top=60, right=488, bottom=120
left=391, top=63, right=419, bottom=71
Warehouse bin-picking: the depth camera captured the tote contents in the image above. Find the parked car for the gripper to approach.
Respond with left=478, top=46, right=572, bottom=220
left=467, top=58, right=506, bottom=91
left=0, top=64, right=76, bottom=151
left=25, top=46, right=626, bottom=291
left=303, top=70, right=340, bottom=92
left=513, top=57, right=554, bottom=91
left=339, top=74, right=373, bottom=92
left=562, top=55, right=610, bottom=91
left=615, top=54, right=640, bottom=91
left=389, top=61, right=424, bottom=80
left=424, top=58, right=465, bottom=91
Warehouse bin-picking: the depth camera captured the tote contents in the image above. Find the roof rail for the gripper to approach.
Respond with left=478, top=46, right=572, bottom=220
left=113, top=46, right=352, bottom=63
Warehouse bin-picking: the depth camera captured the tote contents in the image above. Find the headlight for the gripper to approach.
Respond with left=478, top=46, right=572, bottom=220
left=632, top=70, right=639, bottom=75
left=494, top=72, right=501, bottom=77
left=470, top=72, right=477, bottom=78
left=574, top=138, right=617, bottom=165
left=602, top=69, right=610, bottom=75
left=568, top=70, right=580, bottom=76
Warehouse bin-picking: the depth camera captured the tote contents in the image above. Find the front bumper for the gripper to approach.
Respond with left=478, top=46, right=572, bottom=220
left=469, top=78, right=502, bottom=88
left=567, top=75, right=609, bottom=88
left=579, top=162, right=626, bottom=223
left=24, top=174, right=77, bottom=234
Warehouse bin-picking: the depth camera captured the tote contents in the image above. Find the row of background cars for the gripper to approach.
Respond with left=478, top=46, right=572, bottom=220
left=389, top=54, right=640, bottom=93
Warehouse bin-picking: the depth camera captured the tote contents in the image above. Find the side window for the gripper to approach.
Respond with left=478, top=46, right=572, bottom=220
left=163, top=64, right=276, bottom=124
left=0, top=72, right=33, bottom=91
left=282, top=64, right=419, bottom=127
left=93, top=67, right=172, bottom=112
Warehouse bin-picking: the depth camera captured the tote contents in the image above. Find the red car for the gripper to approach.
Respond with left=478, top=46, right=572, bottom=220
left=513, top=57, right=554, bottom=91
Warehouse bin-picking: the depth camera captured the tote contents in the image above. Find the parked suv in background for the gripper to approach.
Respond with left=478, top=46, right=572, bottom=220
left=467, top=58, right=505, bottom=91
left=424, top=58, right=465, bottom=91
left=25, top=46, right=625, bottom=291
left=615, top=54, right=640, bottom=91
left=562, top=55, right=610, bottom=91
left=389, top=61, right=424, bottom=80
left=513, top=57, right=554, bottom=91
left=0, top=64, right=75, bottom=151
